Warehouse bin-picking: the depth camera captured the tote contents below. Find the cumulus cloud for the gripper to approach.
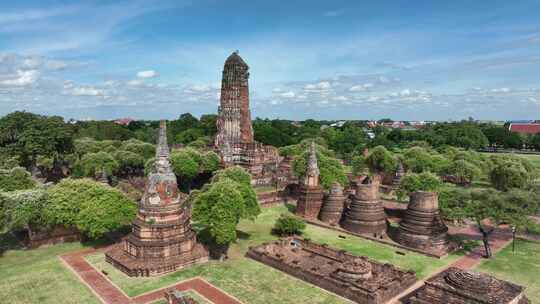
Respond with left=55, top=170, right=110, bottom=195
left=64, top=85, right=104, bottom=96
left=349, top=83, right=373, bottom=92
left=183, top=84, right=215, bottom=94
left=0, top=69, right=39, bottom=87
left=127, top=79, right=144, bottom=86
left=280, top=91, right=295, bottom=98
left=304, top=81, right=331, bottom=91
left=136, top=70, right=159, bottom=78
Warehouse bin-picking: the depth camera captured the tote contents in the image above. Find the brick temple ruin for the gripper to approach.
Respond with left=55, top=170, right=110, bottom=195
left=247, top=237, right=417, bottom=304
left=395, top=191, right=449, bottom=253
left=164, top=290, right=199, bottom=304
left=106, top=121, right=208, bottom=277
left=295, top=142, right=324, bottom=219
left=319, top=182, right=346, bottom=225
left=214, top=51, right=285, bottom=188
left=405, top=267, right=530, bottom=304
left=342, top=178, right=388, bottom=238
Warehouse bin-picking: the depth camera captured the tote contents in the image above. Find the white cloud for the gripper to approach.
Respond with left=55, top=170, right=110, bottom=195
left=127, top=79, right=144, bottom=86
left=65, top=86, right=104, bottom=96
left=349, top=83, right=373, bottom=92
left=272, top=87, right=283, bottom=93
left=136, top=70, right=159, bottom=78
left=304, top=81, right=331, bottom=91
left=280, top=91, right=295, bottom=98
left=0, top=69, right=39, bottom=87
left=332, top=95, right=348, bottom=101
left=184, top=84, right=214, bottom=93
left=490, top=87, right=511, bottom=93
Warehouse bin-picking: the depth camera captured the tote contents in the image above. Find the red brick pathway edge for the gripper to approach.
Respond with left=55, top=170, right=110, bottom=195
left=60, top=248, right=242, bottom=304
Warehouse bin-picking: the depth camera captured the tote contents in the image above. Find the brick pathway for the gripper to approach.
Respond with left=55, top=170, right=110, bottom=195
left=60, top=248, right=242, bottom=304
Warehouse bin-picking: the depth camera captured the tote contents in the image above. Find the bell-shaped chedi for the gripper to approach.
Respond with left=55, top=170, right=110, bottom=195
left=342, top=177, right=387, bottom=237
left=295, top=142, right=324, bottom=219
left=319, top=182, right=345, bottom=225
left=106, top=121, right=208, bottom=277
left=396, top=191, right=449, bottom=252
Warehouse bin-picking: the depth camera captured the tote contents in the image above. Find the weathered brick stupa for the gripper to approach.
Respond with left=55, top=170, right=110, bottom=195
left=319, top=182, right=346, bottom=225
left=342, top=178, right=387, bottom=238
left=406, top=267, right=530, bottom=304
left=395, top=191, right=449, bottom=253
left=247, top=237, right=417, bottom=304
left=106, top=121, right=208, bottom=277
left=214, top=51, right=282, bottom=186
left=295, top=142, right=324, bottom=219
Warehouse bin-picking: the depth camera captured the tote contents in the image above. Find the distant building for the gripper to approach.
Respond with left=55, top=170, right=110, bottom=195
left=508, top=123, right=540, bottom=135
left=114, top=118, right=134, bottom=126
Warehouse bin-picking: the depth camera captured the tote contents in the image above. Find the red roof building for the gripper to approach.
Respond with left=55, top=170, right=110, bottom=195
left=509, top=123, right=540, bottom=135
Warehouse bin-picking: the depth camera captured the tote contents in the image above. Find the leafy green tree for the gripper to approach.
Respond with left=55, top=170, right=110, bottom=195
left=45, top=179, right=136, bottom=239
left=212, top=165, right=252, bottom=186
left=401, top=147, right=433, bottom=173
left=397, top=172, right=442, bottom=200
left=0, top=167, right=36, bottom=192
left=120, top=139, right=155, bottom=160
left=0, top=111, right=74, bottom=169
left=113, top=150, right=145, bottom=176
left=200, top=151, right=221, bottom=173
left=1, top=189, right=48, bottom=231
left=351, top=155, right=367, bottom=176
left=365, top=146, right=397, bottom=175
left=175, top=128, right=205, bottom=145
left=443, top=159, right=481, bottom=184
left=192, top=170, right=260, bottom=257
left=75, top=152, right=119, bottom=178
left=170, top=149, right=200, bottom=189
left=489, top=162, right=528, bottom=191
left=273, top=214, right=306, bottom=236
left=531, top=134, right=540, bottom=151
left=199, top=114, right=217, bottom=136
left=438, top=187, right=471, bottom=223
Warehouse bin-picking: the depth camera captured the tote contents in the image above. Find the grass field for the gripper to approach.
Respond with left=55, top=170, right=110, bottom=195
left=86, top=205, right=461, bottom=303
left=476, top=239, right=540, bottom=302
left=0, top=242, right=99, bottom=304
left=481, top=152, right=540, bottom=169
left=2, top=203, right=534, bottom=304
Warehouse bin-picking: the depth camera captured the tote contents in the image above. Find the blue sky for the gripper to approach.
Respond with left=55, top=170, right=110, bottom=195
left=1, top=0, right=540, bottom=121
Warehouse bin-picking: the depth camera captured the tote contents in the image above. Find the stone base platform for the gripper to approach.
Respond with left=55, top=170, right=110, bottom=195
left=105, top=243, right=209, bottom=277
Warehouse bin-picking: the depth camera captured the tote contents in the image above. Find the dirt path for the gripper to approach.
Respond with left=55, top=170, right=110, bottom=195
left=60, top=248, right=242, bottom=304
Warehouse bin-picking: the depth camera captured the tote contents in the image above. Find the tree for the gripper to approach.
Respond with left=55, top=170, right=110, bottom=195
left=273, top=214, right=306, bottom=236
left=401, top=147, right=433, bottom=173
left=45, top=179, right=136, bottom=239
left=120, top=139, right=155, bottom=160
left=175, top=128, right=205, bottom=145
left=351, top=155, right=367, bottom=176
left=113, top=150, right=145, bottom=176
left=396, top=172, right=442, bottom=201
left=489, top=162, right=528, bottom=191
left=365, top=146, right=397, bottom=175
left=0, top=189, right=49, bottom=232
left=200, top=151, right=220, bottom=173
left=0, top=167, right=35, bottom=192
left=74, top=152, right=119, bottom=178
left=442, top=159, right=481, bottom=185
left=170, top=149, right=200, bottom=190
left=0, top=112, right=74, bottom=172
left=191, top=168, right=260, bottom=257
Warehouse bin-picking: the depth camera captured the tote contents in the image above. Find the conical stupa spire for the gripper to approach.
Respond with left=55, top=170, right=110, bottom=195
left=155, top=120, right=172, bottom=174
left=307, top=141, right=320, bottom=177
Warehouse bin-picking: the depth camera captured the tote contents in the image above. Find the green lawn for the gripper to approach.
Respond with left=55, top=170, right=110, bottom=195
left=476, top=239, right=540, bottom=302
left=86, top=205, right=461, bottom=303
left=0, top=242, right=99, bottom=304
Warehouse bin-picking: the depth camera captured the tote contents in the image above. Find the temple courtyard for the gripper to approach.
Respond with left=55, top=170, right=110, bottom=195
left=1, top=204, right=539, bottom=304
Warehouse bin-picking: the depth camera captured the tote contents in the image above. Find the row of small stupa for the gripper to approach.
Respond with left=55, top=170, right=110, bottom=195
left=295, top=142, right=449, bottom=253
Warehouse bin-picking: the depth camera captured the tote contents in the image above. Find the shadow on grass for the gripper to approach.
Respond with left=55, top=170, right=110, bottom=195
left=0, top=231, right=25, bottom=256
left=284, top=202, right=296, bottom=213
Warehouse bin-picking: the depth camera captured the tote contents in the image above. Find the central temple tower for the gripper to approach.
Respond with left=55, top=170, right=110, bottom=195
left=215, top=51, right=254, bottom=147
